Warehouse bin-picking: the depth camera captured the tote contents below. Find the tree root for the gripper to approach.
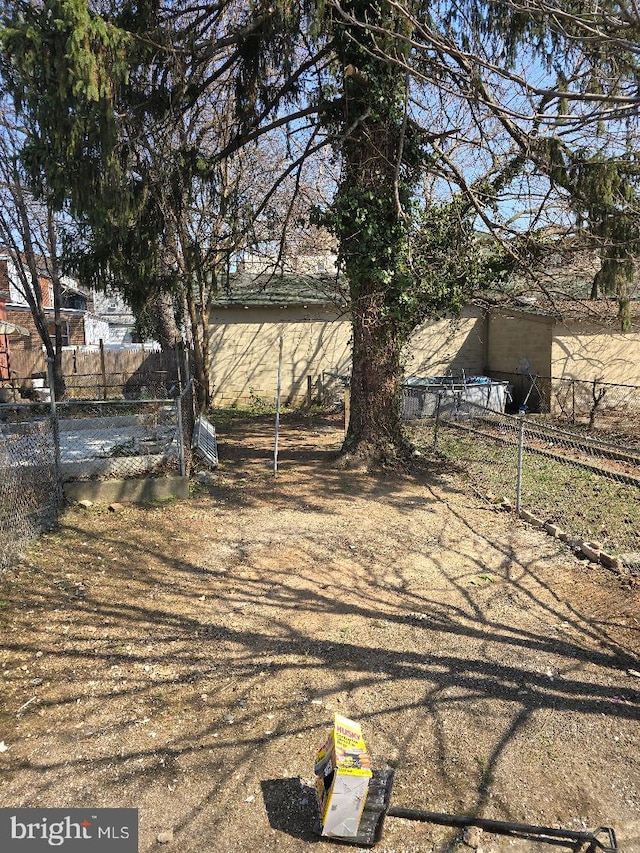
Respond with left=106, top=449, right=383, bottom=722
left=336, top=435, right=419, bottom=470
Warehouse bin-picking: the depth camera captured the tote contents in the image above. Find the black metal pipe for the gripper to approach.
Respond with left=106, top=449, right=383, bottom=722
left=385, top=808, right=617, bottom=852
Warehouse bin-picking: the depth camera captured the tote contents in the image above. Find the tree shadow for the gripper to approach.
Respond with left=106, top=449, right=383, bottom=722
left=1, top=412, right=638, bottom=851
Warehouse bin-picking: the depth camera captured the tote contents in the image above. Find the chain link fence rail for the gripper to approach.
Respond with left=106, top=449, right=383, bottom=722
left=62, top=370, right=179, bottom=401
left=407, top=390, right=640, bottom=569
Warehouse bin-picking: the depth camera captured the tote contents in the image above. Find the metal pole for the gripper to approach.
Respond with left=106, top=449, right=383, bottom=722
left=516, top=408, right=525, bottom=512
left=344, top=384, right=350, bottom=439
left=274, top=334, right=283, bottom=472
left=433, top=392, right=442, bottom=452
left=99, top=338, right=107, bottom=400
left=176, top=392, right=185, bottom=477
left=184, top=345, right=190, bottom=384
left=175, top=338, right=183, bottom=395
left=46, top=357, right=62, bottom=498
left=385, top=807, right=617, bottom=852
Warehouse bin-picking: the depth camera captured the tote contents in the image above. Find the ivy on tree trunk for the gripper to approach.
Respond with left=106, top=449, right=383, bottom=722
left=318, top=1, right=424, bottom=463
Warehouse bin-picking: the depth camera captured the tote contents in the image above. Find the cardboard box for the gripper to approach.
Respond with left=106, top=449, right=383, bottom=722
left=314, top=714, right=372, bottom=838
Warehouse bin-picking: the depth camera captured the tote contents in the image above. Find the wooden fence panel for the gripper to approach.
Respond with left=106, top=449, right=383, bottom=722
left=2, top=347, right=179, bottom=400
left=5, top=349, right=47, bottom=380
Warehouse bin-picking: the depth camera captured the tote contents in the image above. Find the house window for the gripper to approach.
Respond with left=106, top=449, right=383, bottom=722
left=62, top=292, right=87, bottom=311
left=47, top=320, right=70, bottom=347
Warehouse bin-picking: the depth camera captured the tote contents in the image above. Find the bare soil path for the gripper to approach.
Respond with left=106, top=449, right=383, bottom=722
left=1, top=412, right=638, bottom=853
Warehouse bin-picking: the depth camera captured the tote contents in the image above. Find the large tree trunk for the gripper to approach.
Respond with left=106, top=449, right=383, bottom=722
left=190, top=324, right=211, bottom=411
left=345, top=291, right=407, bottom=464
left=50, top=346, right=65, bottom=401
left=185, top=288, right=212, bottom=412
left=149, top=291, right=186, bottom=394
left=326, top=2, right=418, bottom=465
left=151, top=290, right=182, bottom=351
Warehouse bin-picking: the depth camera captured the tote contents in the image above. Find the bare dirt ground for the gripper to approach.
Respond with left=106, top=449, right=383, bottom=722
left=1, top=411, right=639, bottom=853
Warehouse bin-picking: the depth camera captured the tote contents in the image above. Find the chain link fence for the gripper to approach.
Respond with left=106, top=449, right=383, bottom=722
left=488, top=372, right=639, bottom=448
left=1, top=364, right=198, bottom=571
left=62, top=369, right=178, bottom=401
left=0, top=408, right=62, bottom=569
left=407, top=388, right=639, bottom=569
left=55, top=398, right=185, bottom=481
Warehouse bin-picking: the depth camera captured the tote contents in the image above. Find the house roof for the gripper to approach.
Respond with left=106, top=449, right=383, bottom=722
left=61, top=279, right=88, bottom=298
left=0, top=250, right=53, bottom=282
left=484, top=295, right=640, bottom=330
left=218, top=272, right=639, bottom=330
left=215, top=272, right=347, bottom=308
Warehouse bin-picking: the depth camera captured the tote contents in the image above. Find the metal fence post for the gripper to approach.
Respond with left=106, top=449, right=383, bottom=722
left=516, top=408, right=525, bottom=512
left=176, top=393, right=185, bottom=477
left=46, top=357, right=63, bottom=498
left=433, top=392, right=442, bottom=452
left=184, top=345, right=190, bottom=388
left=175, top=341, right=183, bottom=395
left=99, top=339, right=107, bottom=400
left=274, top=333, right=283, bottom=473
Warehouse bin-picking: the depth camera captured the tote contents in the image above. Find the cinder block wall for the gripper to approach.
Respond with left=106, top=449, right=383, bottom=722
left=209, top=306, right=352, bottom=407
left=209, top=305, right=488, bottom=407
left=551, top=321, right=640, bottom=413
left=552, top=322, right=640, bottom=386
left=487, top=311, right=553, bottom=377
left=404, top=307, right=486, bottom=378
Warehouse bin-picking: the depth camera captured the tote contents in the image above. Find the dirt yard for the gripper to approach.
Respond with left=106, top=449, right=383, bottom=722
left=1, top=412, right=639, bottom=853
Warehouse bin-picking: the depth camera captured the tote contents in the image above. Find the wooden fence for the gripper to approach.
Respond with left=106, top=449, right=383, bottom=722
left=4, top=346, right=180, bottom=400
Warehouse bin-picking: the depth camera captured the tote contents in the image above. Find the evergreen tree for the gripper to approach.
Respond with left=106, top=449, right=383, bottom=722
left=2, top=0, right=638, bottom=458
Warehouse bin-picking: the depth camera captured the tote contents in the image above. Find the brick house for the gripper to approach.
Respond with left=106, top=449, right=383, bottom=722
left=0, top=253, right=109, bottom=381
left=0, top=297, right=9, bottom=380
